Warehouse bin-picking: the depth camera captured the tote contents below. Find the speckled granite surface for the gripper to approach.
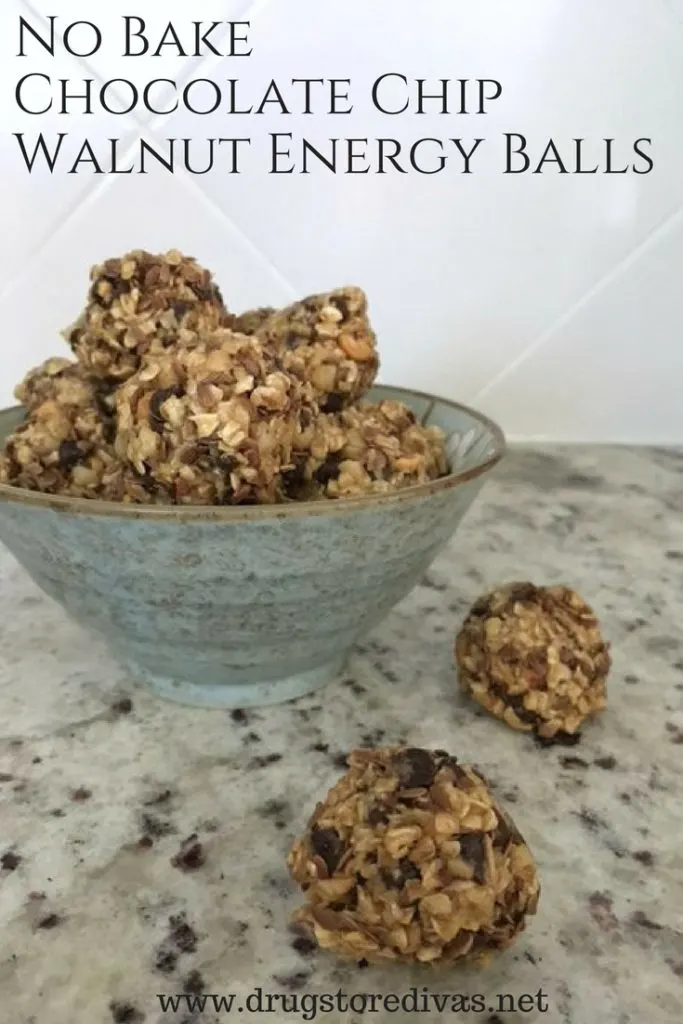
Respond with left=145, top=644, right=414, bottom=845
left=1, top=445, right=682, bottom=1024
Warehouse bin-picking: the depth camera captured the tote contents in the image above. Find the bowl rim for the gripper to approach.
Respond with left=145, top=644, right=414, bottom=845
left=0, top=385, right=506, bottom=522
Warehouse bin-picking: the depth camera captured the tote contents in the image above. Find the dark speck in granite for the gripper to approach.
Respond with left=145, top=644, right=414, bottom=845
left=168, top=915, right=198, bottom=953
left=109, top=1002, right=145, bottom=1024
left=248, top=753, right=282, bottom=769
left=170, top=834, right=205, bottom=872
left=594, top=755, right=618, bottom=770
left=1, top=851, right=21, bottom=871
left=272, top=970, right=311, bottom=991
left=36, top=913, right=62, bottom=930
left=560, top=755, right=589, bottom=769
left=183, top=969, right=205, bottom=994
left=110, top=697, right=133, bottom=717
left=230, top=708, right=249, bottom=724
left=70, top=786, right=91, bottom=802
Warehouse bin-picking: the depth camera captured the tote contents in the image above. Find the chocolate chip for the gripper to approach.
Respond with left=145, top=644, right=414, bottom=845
left=58, top=440, right=85, bottom=471
left=1, top=851, right=21, bottom=871
left=172, top=301, right=191, bottom=319
left=492, top=811, right=520, bottom=851
left=459, top=833, right=487, bottom=883
left=508, top=582, right=539, bottom=604
left=149, top=386, right=183, bottom=433
left=310, top=826, right=345, bottom=874
left=380, top=858, right=421, bottom=889
left=321, top=393, right=344, bottom=413
left=171, top=834, right=205, bottom=872
left=367, top=805, right=389, bottom=827
left=109, top=1002, right=145, bottom=1024
left=313, top=453, right=342, bottom=485
left=393, top=748, right=437, bottom=789
left=169, top=915, right=198, bottom=953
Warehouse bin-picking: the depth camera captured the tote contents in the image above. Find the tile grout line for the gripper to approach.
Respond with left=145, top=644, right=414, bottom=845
left=471, top=200, right=683, bottom=404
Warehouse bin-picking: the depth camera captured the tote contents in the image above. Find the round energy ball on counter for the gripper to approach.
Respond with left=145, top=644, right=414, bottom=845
left=455, top=582, right=610, bottom=742
left=64, top=249, right=227, bottom=383
left=256, top=287, right=379, bottom=412
left=280, top=400, right=448, bottom=500
left=114, top=327, right=314, bottom=505
left=287, top=747, right=540, bottom=966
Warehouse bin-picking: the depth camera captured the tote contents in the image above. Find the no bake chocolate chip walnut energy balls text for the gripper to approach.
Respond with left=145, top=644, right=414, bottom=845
left=288, top=747, right=540, bottom=966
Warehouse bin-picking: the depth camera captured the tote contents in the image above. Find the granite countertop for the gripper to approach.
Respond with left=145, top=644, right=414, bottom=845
left=0, top=445, right=681, bottom=1024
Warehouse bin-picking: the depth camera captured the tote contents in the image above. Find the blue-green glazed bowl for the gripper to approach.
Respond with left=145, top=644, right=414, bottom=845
left=0, top=386, right=504, bottom=708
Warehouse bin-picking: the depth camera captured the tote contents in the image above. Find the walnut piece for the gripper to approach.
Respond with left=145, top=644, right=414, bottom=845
left=455, top=582, right=610, bottom=740
left=257, top=287, right=378, bottom=410
left=114, top=328, right=314, bottom=505
left=64, top=249, right=227, bottom=383
left=280, top=400, right=448, bottom=500
left=287, top=747, right=540, bottom=966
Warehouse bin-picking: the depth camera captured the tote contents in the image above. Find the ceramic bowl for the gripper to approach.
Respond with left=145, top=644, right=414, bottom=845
left=0, top=385, right=504, bottom=709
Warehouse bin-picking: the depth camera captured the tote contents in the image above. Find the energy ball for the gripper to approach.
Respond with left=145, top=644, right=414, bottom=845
left=456, top=582, right=610, bottom=741
left=280, top=400, right=448, bottom=500
left=64, top=249, right=227, bottom=383
left=114, top=328, right=313, bottom=505
left=288, top=747, right=540, bottom=966
left=14, top=357, right=87, bottom=412
left=256, top=287, right=379, bottom=411
left=1, top=384, right=117, bottom=500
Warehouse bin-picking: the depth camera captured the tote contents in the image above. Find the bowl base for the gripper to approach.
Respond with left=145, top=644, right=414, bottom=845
left=129, top=655, right=348, bottom=710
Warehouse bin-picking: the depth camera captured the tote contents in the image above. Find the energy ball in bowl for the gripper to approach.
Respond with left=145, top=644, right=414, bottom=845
left=288, top=747, right=540, bottom=966
left=114, top=328, right=313, bottom=505
left=65, top=249, right=227, bottom=383
left=14, top=357, right=96, bottom=413
left=2, top=382, right=115, bottom=499
left=456, top=582, right=610, bottom=742
left=281, top=400, right=448, bottom=500
left=256, top=287, right=378, bottom=411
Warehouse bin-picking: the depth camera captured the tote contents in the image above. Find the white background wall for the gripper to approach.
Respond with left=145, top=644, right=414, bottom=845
left=1, top=0, right=682, bottom=443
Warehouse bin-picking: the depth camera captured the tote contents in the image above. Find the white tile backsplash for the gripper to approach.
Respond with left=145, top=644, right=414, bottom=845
left=1, top=0, right=682, bottom=442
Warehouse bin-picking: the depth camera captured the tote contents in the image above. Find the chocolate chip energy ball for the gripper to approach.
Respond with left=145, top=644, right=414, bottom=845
left=14, top=357, right=85, bottom=412
left=1, top=379, right=117, bottom=499
left=65, top=249, right=227, bottom=383
left=114, top=328, right=312, bottom=505
left=456, top=583, right=610, bottom=741
left=256, top=287, right=378, bottom=411
left=288, top=747, right=540, bottom=966
left=281, top=400, right=448, bottom=500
